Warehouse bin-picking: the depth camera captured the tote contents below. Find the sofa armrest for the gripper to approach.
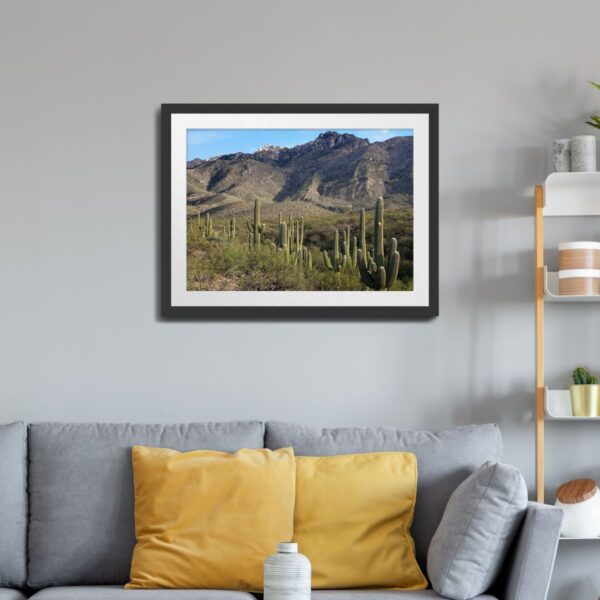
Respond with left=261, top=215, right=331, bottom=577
left=499, top=501, right=562, bottom=600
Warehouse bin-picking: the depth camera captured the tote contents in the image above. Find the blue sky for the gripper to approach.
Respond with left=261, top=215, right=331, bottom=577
left=187, top=129, right=413, bottom=160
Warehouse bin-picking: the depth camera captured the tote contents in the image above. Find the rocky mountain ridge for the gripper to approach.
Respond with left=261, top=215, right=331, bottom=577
left=186, top=131, right=413, bottom=216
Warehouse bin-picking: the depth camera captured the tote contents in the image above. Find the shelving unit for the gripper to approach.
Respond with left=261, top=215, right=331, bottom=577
left=542, top=172, right=600, bottom=216
left=535, top=172, right=600, bottom=534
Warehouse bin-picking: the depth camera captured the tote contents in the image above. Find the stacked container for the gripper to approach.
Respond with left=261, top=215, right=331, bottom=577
left=559, top=242, right=600, bottom=295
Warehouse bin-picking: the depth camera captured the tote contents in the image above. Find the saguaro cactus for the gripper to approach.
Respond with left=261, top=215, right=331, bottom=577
left=246, top=199, right=265, bottom=249
left=323, top=229, right=349, bottom=272
left=199, top=211, right=213, bottom=238
left=298, top=217, right=304, bottom=252
left=357, top=197, right=400, bottom=290
left=359, top=209, right=367, bottom=253
left=226, top=213, right=236, bottom=239
left=374, top=197, right=385, bottom=267
left=342, top=225, right=357, bottom=268
left=303, top=247, right=313, bottom=270
left=277, top=221, right=290, bottom=262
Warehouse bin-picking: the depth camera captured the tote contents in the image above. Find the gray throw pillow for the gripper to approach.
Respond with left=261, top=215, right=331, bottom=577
left=427, top=461, right=528, bottom=600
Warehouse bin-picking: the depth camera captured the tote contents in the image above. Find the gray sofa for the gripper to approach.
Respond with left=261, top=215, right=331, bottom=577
left=0, top=421, right=561, bottom=600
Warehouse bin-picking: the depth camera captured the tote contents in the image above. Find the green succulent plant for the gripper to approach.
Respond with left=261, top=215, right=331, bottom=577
left=572, top=367, right=598, bottom=385
left=586, top=81, right=600, bottom=130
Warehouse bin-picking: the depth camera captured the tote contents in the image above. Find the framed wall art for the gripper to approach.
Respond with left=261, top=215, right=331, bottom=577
left=162, top=104, right=438, bottom=318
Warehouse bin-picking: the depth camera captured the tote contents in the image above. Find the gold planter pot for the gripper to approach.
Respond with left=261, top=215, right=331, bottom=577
left=570, top=385, right=600, bottom=417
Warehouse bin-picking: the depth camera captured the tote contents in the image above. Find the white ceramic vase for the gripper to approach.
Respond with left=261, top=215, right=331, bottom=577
left=555, top=486, right=600, bottom=538
left=264, top=543, right=311, bottom=600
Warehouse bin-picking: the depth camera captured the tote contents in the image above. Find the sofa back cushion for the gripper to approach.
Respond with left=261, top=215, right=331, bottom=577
left=0, top=422, right=27, bottom=588
left=27, top=421, right=265, bottom=588
left=265, top=421, right=502, bottom=570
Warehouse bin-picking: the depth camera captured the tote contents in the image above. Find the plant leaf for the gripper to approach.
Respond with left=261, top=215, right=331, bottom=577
left=589, top=81, right=600, bottom=91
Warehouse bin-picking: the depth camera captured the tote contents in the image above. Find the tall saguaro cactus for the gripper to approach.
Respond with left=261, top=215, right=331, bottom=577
left=227, top=213, right=236, bottom=239
left=374, top=197, right=385, bottom=267
left=342, top=225, right=357, bottom=268
left=357, top=197, right=400, bottom=290
left=198, top=211, right=213, bottom=238
left=246, top=199, right=265, bottom=249
left=277, top=221, right=290, bottom=262
left=295, top=246, right=312, bottom=270
left=359, top=209, right=367, bottom=253
left=323, top=229, right=349, bottom=272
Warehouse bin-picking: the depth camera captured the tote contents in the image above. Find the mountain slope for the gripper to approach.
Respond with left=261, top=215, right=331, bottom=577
left=187, top=131, right=413, bottom=216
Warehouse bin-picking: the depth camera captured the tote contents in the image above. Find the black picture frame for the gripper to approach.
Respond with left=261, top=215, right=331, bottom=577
left=161, top=104, right=438, bottom=319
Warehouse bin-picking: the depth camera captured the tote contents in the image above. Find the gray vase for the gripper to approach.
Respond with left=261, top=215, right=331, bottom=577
left=552, top=139, right=571, bottom=172
left=570, top=135, right=597, bottom=172
left=264, top=542, right=311, bottom=600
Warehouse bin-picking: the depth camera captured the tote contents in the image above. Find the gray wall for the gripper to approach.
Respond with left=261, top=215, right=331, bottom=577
left=1, top=1, right=599, bottom=597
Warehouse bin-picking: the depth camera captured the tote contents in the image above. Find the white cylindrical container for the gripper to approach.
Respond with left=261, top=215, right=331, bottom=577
left=264, top=543, right=311, bottom=600
left=570, top=135, right=597, bottom=172
left=555, top=480, right=600, bottom=538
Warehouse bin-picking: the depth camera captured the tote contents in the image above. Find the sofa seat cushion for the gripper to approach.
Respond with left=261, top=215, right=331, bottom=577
left=27, top=421, right=265, bottom=588
left=311, top=591, right=497, bottom=600
left=0, top=589, right=27, bottom=600
left=265, top=422, right=503, bottom=570
left=28, top=588, right=258, bottom=600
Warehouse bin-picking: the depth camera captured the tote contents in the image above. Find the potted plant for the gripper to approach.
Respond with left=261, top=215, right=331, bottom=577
left=586, top=82, right=600, bottom=130
left=571, top=367, right=600, bottom=417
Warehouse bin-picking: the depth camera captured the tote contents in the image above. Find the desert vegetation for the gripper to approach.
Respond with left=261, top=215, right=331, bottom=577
left=187, top=197, right=413, bottom=292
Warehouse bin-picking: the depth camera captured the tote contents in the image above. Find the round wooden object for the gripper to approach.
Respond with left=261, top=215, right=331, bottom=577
left=556, top=478, right=597, bottom=504
left=559, top=242, right=600, bottom=270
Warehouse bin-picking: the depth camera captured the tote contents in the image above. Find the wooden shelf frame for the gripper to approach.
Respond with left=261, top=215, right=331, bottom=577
left=535, top=185, right=545, bottom=502
left=535, top=173, right=600, bottom=502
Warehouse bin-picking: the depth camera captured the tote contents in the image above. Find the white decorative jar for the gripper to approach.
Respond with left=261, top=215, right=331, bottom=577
left=555, top=478, right=600, bottom=538
left=264, top=542, right=311, bottom=600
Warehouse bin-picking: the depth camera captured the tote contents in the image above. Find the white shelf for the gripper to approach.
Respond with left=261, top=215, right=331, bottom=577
left=560, top=536, right=600, bottom=541
left=544, top=172, right=600, bottom=216
left=545, top=388, right=600, bottom=420
left=544, top=267, right=600, bottom=302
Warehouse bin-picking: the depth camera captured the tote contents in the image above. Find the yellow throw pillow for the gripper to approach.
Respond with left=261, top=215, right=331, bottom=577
left=127, top=446, right=296, bottom=591
left=293, top=452, right=427, bottom=590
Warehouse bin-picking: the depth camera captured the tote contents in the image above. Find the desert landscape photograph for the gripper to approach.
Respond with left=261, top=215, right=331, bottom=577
left=186, top=128, right=414, bottom=292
